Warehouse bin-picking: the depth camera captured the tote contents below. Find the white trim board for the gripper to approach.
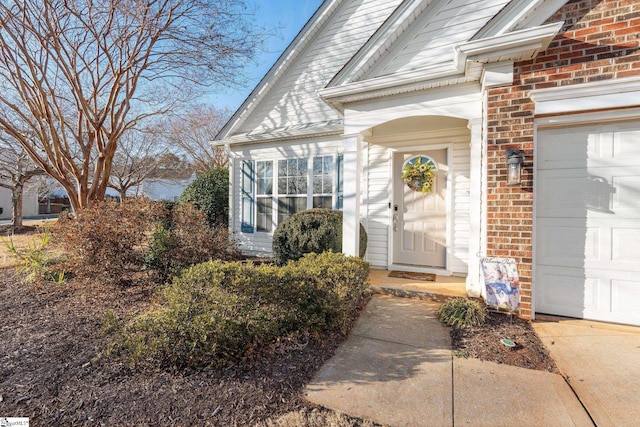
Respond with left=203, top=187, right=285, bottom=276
left=530, top=76, right=640, bottom=116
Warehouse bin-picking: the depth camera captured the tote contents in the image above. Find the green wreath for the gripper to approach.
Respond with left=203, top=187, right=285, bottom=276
left=401, top=156, right=435, bottom=194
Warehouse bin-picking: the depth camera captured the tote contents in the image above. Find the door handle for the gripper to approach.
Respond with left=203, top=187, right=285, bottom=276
left=393, top=213, right=399, bottom=232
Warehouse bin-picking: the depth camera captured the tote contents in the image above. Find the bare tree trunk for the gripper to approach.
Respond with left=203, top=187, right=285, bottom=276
left=119, top=189, right=127, bottom=206
left=12, top=182, right=23, bottom=228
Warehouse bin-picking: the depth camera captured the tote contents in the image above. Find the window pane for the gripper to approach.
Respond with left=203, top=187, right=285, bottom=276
left=264, top=161, right=273, bottom=176
left=257, top=198, right=272, bottom=232
left=258, top=177, right=272, bottom=195
left=324, top=156, right=333, bottom=174
left=313, top=178, right=322, bottom=194
left=313, top=157, right=323, bottom=174
left=313, top=196, right=332, bottom=209
left=287, top=177, right=296, bottom=194
left=278, top=160, right=287, bottom=176
left=278, top=177, right=287, bottom=194
left=298, top=176, right=307, bottom=193
left=322, top=176, right=332, bottom=194
left=298, top=158, right=307, bottom=176
left=288, top=159, right=296, bottom=175
left=278, top=196, right=307, bottom=224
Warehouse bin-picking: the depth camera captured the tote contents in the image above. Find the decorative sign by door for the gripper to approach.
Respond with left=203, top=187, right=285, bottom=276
left=401, top=155, right=436, bottom=194
left=481, top=257, right=520, bottom=312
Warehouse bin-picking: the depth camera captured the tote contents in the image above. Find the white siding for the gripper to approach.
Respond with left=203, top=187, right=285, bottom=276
left=236, top=0, right=402, bottom=135
left=364, top=144, right=391, bottom=267
left=0, top=186, right=39, bottom=220
left=141, top=177, right=195, bottom=201
left=231, top=136, right=343, bottom=256
left=366, top=0, right=510, bottom=79
left=450, top=140, right=471, bottom=274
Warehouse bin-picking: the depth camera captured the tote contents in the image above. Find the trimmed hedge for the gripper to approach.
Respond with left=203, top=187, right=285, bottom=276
left=112, top=252, right=370, bottom=368
left=272, top=209, right=367, bottom=265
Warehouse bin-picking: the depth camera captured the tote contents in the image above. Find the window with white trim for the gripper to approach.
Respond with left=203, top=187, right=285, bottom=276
left=242, top=154, right=344, bottom=233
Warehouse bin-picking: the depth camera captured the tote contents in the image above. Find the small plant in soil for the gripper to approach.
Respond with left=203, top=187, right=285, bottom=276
left=437, top=297, right=486, bottom=328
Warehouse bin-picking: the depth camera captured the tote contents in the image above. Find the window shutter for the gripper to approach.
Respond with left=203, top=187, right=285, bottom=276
left=241, top=160, right=255, bottom=233
left=336, top=153, right=344, bottom=210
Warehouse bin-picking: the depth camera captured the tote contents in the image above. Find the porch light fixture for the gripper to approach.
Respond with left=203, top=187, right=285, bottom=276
left=506, top=149, right=524, bottom=186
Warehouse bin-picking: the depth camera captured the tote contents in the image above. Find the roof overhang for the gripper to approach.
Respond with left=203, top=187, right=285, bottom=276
left=319, top=21, right=564, bottom=112
left=213, top=119, right=344, bottom=146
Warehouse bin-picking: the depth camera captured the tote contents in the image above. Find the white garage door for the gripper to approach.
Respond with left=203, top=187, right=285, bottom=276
left=535, top=120, right=640, bottom=326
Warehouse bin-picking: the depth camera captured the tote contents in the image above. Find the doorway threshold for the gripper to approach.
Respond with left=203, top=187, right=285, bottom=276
left=388, top=264, right=451, bottom=276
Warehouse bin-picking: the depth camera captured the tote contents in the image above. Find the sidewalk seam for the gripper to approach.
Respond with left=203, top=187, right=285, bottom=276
left=351, top=333, right=444, bottom=350
left=562, top=375, right=597, bottom=426
left=450, top=354, right=455, bottom=427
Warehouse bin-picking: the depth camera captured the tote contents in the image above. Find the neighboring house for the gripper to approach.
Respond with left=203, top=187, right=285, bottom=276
left=138, top=174, right=196, bottom=202
left=0, top=186, right=38, bottom=220
left=215, top=0, right=640, bottom=326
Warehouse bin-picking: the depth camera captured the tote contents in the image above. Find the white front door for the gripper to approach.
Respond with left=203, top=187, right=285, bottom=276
left=393, top=149, right=447, bottom=268
left=536, top=120, right=640, bottom=325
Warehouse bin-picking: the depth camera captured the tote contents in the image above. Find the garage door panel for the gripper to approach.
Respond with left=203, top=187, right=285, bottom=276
left=612, top=279, right=640, bottom=312
left=535, top=266, right=599, bottom=318
left=536, top=121, right=640, bottom=326
left=536, top=219, right=600, bottom=267
left=538, top=124, right=640, bottom=170
left=612, top=227, right=640, bottom=264
left=537, top=169, right=616, bottom=217
left=612, top=175, right=640, bottom=211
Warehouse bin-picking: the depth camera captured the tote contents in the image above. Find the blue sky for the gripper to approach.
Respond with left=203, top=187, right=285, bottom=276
left=207, top=0, right=324, bottom=113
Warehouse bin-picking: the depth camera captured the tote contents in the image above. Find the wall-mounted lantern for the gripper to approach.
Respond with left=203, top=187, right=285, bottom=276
left=506, top=149, right=524, bottom=186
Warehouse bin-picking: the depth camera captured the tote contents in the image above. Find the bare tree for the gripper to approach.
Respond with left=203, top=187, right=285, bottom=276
left=163, top=104, right=230, bottom=174
left=0, top=0, right=262, bottom=212
left=108, top=127, right=192, bottom=203
left=0, top=135, right=45, bottom=228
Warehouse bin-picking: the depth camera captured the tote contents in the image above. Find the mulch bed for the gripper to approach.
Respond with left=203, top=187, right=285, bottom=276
left=0, top=224, right=40, bottom=236
left=0, top=270, right=361, bottom=426
left=450, top=311, right=559, bottom=373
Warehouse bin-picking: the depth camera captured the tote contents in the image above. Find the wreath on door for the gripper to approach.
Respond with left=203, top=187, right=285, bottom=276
left=401, top=156, right=436, bottom=194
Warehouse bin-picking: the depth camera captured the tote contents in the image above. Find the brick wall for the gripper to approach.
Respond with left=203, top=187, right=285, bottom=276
left=485, top=0, right=640, bottom=319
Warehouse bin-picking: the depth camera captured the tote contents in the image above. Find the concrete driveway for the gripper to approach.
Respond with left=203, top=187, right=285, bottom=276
left=533, top=315, right=640, bottom=427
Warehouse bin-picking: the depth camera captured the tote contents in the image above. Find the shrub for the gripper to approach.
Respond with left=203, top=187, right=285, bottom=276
left=53, top=198, right=164, bottom=285
left=113, top=252, right=370, bottom=368
left=179, top=167, right=229, bottom=227
left=145, top=202, right=240, bottom=280
left=437, top=297, right=486, bottom=328
left=272, top=209, right=367, bottom=265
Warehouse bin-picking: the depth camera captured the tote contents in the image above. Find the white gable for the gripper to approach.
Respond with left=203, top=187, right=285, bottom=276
left=218, top=0, right=569, bottom=142
left=366, top=0, right=511, bottom=79
left=222, top=0, right=402, bottom=140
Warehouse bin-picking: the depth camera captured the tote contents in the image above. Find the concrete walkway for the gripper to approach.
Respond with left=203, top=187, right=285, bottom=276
left=305, top=295, right=592, bottom=427
left=534, top=316, right=640, bottom=427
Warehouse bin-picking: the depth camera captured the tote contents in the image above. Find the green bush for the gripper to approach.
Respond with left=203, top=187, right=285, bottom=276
left=53, top=198, right=164, bottom=285
left=437, top=297, right=486, bottom=328
left=145, top=202, right=239, bottom=281
left=113, top=252, right=370, bottom=368
left=272, top=209, right=367, bottom=265
left=179, top=167, right=229, bottom=227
